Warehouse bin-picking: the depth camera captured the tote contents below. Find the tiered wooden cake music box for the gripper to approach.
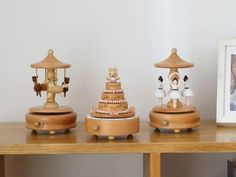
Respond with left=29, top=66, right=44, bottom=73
left=85, top=68, right=139, bottom=140
left=25, top=49, right=77, bottom=134
left=149, top=48, right=200, bottom=133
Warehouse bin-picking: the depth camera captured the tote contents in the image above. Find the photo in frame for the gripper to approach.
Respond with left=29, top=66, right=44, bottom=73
left=217, top=40, right=236, bottom=125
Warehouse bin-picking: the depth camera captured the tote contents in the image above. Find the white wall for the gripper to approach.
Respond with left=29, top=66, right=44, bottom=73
left=1, top=0, right=236, bottom=176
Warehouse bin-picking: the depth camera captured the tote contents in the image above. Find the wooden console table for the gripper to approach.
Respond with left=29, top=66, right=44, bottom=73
left=0, top=121, right=236, bottom=177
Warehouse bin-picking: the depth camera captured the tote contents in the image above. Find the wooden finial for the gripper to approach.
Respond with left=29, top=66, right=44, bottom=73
left=48, top=49, right=54, bottom=55
left=171, top=48, right=177, bottom=53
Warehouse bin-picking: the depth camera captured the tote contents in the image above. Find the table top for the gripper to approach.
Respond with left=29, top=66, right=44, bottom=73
left=0, top=121, right=236, bottom=154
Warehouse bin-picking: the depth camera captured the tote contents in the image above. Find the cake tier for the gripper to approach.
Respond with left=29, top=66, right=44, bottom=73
left=91, top=108, right=135, bottom=118
left=103, top=89, right=123, bottom=93
left=98, top=102, right=128, bottom=111
left=101, top=92, right=125, bottom=101
left=106, top=82, right=121, bottom=90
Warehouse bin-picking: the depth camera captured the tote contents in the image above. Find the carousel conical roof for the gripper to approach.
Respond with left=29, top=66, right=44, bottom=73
left=31, top=49, right=70, bottom=69
left=154, top=48, right=194, bottom=68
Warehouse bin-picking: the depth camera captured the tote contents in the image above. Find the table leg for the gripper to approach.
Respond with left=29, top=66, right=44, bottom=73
left=0, top=156, right=4, bottom=177
left=143, top=153, right=161, bottom=177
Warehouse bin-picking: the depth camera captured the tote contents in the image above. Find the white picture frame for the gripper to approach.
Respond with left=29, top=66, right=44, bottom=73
left=217, top=40, right=236, bottom=125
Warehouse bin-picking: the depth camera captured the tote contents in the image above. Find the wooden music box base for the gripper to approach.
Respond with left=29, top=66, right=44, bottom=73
left=26, top=106, right=77, bottom=135
left=85, top=115, right=139, bottom=140
left=149, top=105, right=200, bottom=133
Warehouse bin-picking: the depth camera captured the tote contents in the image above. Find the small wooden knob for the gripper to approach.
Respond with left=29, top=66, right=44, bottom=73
left=108, top=136, right=115, bottom=140
left=49, top=130, right=56, bottom=135
left=93, top=125, right=99, bottom=131
left=34, top=121, right=43, bottom=127
left=171, top=48, right=177, bottom=53
left=174, top=129, right=181, bottom=133
left=161, top=120, right=169, bottom=126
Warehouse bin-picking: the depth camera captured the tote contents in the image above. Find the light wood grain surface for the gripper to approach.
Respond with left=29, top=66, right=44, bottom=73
left=0, top=121, right=235, bottom=154
left=1, top=121, right=236, bottom=177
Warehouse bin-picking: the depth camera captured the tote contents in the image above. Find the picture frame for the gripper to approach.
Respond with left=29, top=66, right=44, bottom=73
left=217, top=40, right=236, bottom=125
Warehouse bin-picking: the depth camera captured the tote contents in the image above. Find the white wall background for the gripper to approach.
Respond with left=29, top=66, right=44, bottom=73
left=1, top=0, right=236, bottom=176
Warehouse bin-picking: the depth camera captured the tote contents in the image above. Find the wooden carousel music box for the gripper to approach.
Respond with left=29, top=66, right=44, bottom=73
left=149, top=48, right=200, bottom=133
left=85, top=68, right=139, bottom=140
left=25, top=49, right=77, bottom=134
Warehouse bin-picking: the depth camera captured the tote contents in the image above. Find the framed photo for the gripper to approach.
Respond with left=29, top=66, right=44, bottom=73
left=217, top=40, right=236, bottom=125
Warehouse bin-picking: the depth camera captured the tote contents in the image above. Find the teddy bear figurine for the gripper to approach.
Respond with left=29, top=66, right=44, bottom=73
left=107, top=67, right=120, bottom=83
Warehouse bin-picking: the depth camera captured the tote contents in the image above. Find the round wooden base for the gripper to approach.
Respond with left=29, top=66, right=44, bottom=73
left=85, top=115, right=139, bottom=140
left=149, top=108, right=200, bottom=133
left=25, top=112, right=77, bottom=134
